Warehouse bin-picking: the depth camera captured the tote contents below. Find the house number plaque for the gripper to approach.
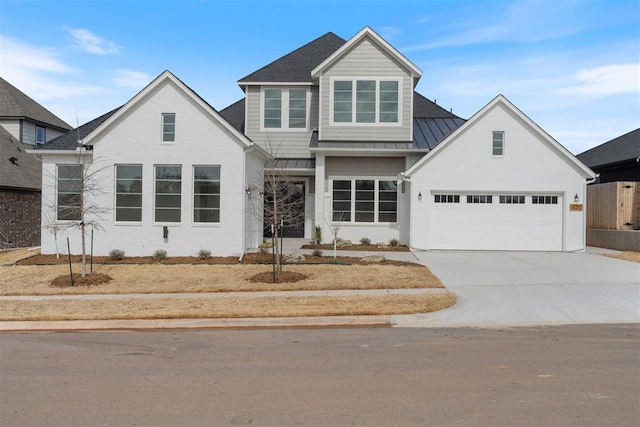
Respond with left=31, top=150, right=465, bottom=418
left=569, top=204, right=583, bottom=211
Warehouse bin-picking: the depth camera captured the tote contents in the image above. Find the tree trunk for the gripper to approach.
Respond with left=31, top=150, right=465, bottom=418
left=81, top=223, right=87, bottom=278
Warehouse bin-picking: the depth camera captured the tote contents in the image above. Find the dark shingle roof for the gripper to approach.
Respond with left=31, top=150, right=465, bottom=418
left=219, top=98, right=245, bottom=133
left=577, top=128, right=640, bottom=168
left=238, top=33, right=347, bottom=84
left=0, top=77, right=72, bottom=131
left=0, top=126, right=41, bottom=190
left=37, top=107, right=122, bottom=151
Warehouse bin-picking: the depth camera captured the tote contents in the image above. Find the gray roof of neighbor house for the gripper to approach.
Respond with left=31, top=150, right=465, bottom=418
left=238, top=32, right=347, bottom=84
left=36, top=107, right=122, bottom=151
left=577, top=128, right=640, bottom=168
left=0, top=125, right=41, bottom=190
left=0, top=77, right=72, bottom=131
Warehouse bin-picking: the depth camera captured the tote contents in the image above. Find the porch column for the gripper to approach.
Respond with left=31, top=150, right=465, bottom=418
left=314, top=154, right=326, bottom=236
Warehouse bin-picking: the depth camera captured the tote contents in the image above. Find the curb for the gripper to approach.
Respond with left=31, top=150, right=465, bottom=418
left=0, top=315, right=394, bottom=332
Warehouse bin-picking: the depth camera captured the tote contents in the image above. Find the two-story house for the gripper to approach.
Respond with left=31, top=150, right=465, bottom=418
left=35, top=27, right=594, bottom=256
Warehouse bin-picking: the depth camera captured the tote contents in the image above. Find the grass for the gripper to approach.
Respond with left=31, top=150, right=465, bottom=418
left=0, top=294, right=457, bottom=321
left=601, top=251, right=640, bottom=263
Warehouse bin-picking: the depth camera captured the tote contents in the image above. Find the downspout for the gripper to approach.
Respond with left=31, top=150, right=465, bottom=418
left=398, top=172, right=411, bottom=249
left=239, top=143, right=258, bottom=262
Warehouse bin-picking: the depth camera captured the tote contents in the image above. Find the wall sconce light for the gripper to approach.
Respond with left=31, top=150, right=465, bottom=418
left=418, top=191, right=423, bottom=201
left=163, top=226, right=169, bottom=239
left=574, top=193, right=579, bottom=203
left=245, top=187, right=251, bottom=196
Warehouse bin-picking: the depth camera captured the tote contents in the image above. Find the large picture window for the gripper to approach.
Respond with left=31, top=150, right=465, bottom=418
left=263, top=88, right=308, bottom=130
left=193, top=166, right=220, bottom=223
left=332, top=79, right=400, bottom=124
left=155, top=165, right=181, bottom=222
left=115, top=165, right=142, bottom=222
left=57, top=164, right=82, bottom=221
left=332, top=179, right=397, bottom=223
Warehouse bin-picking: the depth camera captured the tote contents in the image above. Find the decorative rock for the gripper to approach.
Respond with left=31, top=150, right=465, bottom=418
left=283, top=253, right=306, bottom=263
left=336, top=239, right=352, bottom=248
left=361, top=255, right=385, bottom=263
left=375, top=242, right=388, bottom=249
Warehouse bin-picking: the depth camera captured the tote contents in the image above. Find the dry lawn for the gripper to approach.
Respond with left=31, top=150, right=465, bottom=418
left=0, top=263, right=442, bottom=296
left=601, top=251, right=640, bottom=263
left=0, top=293, right=456, bottom=321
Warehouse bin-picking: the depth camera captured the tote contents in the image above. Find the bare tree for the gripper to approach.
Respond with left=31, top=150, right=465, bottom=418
left=247, top=139, right=305, bottom=275
left=326, top=211, right=346, bottom=258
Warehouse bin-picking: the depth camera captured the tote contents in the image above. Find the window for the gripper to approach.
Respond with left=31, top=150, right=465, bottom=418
left=155, top=165, right=181, bottom=222
left=493, top=131, right=504, bottom=156
left=263, top=88, right=308, bottom=130
left=193, top=166, right=220, bottom=223
left=36, top=126, right=46, bottom=144
left=499, top=195, right=525, bottom=204
left=332, top=79, right=400, bottom=124
left=162, top=113, right=175, bottom=142
left=434, top=194, right=460, bottom=203
left=467, top=195, right=493, bottom=204
left=532, top=195, right=558, bottom=205
left=332, top=179, right=397, bottom=223
left=115, top=165, right=142, bottom=222
left=57, top=164, right=81, bottom=221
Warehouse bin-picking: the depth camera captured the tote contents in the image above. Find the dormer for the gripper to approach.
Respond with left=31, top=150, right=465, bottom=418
left=311, top=27, right=422, bottom=142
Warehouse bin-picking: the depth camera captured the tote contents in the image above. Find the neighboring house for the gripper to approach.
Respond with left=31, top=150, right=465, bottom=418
left=0, top=126, right=42, bottom=247
left=36, top=27, right=595, bottom=256
left=35, top=71, right=266, bottom=257
left=576, top=128, right=640, bottom=183
left=0, top=77, right=72, bottom=145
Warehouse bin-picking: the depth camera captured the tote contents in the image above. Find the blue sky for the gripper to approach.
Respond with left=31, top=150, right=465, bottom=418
left=1, top=0, right=638, bottom=154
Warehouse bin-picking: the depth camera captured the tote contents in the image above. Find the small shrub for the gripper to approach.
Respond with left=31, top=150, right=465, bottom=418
left=152, top=249, right=167, bottom=261
left=255, top=256, right=268, bottom=264
left=197, top=249, right=211, bottom=260
left=360, top=237, right=371, bottom=246
left=389, top=238, right=399, bottom=247
left=312, top=248, right=323, bottom=257
left=328, top=258, right=348, bottom=265
left=313, top=225, right=322, bottom=244
left=108, top=249, right=125, bottom=260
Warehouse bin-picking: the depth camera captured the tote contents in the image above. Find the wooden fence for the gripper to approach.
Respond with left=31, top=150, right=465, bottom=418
left=587, top=181, right=639, bottom=230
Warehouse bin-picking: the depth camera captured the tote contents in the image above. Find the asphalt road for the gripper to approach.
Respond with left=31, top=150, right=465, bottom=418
left=1, top=324, right=639, bottom=426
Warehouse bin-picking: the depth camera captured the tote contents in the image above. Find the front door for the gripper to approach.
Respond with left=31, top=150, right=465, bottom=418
left=263, top=181, right=305, bottom=238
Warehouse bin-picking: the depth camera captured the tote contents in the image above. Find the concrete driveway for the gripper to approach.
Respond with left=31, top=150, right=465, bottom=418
left=394, top=250, right=640, bottom=328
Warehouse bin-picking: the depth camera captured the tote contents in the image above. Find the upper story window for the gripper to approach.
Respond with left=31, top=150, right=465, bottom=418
left=263, top=88, right=308, bottom=130
left=332, top=78, right=400, bottom=125
left=492, top=131, right=504, bottom=156
left=162, top=113, right=176, bottom=142
left=115, top=165, right=143, bottom=222
left=57, top=164, right=82, bottom=221
left=36, top=126, right=46, bottom=145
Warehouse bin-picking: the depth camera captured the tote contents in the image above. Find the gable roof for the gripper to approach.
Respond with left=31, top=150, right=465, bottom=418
left=36, top=107, right=122, bottom=151
left=238, top=32, right=346, bottom=84
left=0, top=77, right=71, bottom=131
left=311, top=27, right=422, bottom=80
left=576, top=128, right=640, bottom=168
left=219, top=98, right=246, bottom=133
left=404, top=94, right=595, bottom=179
left=0, top=125, right=41, bottom=190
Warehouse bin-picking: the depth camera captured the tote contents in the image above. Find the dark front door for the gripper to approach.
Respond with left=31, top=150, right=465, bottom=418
left=263, top=181, right=305, bottom=238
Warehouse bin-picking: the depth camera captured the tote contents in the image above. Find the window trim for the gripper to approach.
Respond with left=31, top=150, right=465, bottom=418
left=192, top=165, right=221, bottom=225
left=260, top=87, right=310, bottom=132
left=154, top=164, right=182, bottom=224
left=331, top=177, right=398, bottom=224
left=329, top=77, right=402, bottom=126
left=492, top=131, right=504, bottom=157
left=56, top=164, right=82, bottom=222
left=114, top=164, right=143, bottom=224
left=161, top=113, right=176, bottom=143
left=35, top=126, right=46, bottom=145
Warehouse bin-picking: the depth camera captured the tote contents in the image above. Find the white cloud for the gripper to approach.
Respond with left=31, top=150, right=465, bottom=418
left=65, top=27, right=120, bottom=55
left=556, top=63, right=640, bottom=97
left=378, top=26, right=402, bottom=40
left=112, top=69, right=151, bottom=89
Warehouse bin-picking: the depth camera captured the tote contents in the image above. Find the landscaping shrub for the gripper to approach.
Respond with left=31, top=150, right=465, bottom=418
left=108, top=249, right=125, bottom=260
left=312, top=248, right=323, bottom=257
left=360, top=237, right=371, bottom=246
left=313, top=225, right=322, bottom=244
left=389, top=238, right=399, bottom=247
left=152, top=249, right=167, bottom=261
left=197, top=249, right=211, bottom=260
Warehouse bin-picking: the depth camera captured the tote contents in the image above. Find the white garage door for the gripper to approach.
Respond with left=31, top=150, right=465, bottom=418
left=429, top=193, right=563, bottom=251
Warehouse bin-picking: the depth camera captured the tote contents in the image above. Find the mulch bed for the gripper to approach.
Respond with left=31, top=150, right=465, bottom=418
left=15, top=252, right=419, bottom=267
left=50, top=273, right=113, bottom=288
left=301, top=244, right=410, bottom=252
left=249, top=271, right=307, bottom=283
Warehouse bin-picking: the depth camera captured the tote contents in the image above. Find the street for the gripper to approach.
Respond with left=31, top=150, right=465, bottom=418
left=1, top=324, right=639, bottom=426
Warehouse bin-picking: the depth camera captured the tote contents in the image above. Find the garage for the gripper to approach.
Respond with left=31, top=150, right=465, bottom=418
left=428, top=193, right=563, bottom=251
